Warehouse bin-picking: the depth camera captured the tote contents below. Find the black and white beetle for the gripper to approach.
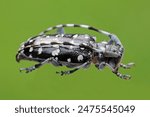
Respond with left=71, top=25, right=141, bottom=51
left=16, top=24, right=134, bottom=79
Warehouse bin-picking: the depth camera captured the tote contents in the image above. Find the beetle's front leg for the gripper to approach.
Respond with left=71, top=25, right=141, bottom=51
left=113, top=70, right=131, bottom=80
left=104, top=63, right=131, bottom=80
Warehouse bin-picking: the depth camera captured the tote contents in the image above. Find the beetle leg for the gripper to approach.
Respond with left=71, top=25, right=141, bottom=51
left=19, top=58, right=51, bottom=73
left=51, top=57, right=62, bottom=66
left=103, top=63, right=114, bottom=71
left=95, top=62, right=106, bottom=70
left=56, top=68, right=79, bottom=76
left=113, top=71, right=131, bottom=80
left=104, top=63, right=131, bottom=80
left=56, top=61, right=90, bottom=76
left=120, top=63, right=135, bottom=69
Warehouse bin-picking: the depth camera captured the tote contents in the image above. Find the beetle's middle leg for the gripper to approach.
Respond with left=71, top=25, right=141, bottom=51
left=20, top=58, right=51, bottom=73
left=56, top=61, right=90, bottom=76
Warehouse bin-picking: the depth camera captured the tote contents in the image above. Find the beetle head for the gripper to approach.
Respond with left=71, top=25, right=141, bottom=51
left=95, top=41, right=124, bottom=71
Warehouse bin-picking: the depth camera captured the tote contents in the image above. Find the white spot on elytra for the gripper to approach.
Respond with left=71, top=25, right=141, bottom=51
left=83, top=43, right=87, bottom=46
left=90, top=41, right=93, bottom=44
left=77, top=55, right=83, bottom=61
left=52, top=49, right=60, bottom=56
left=29, top=40, right=33, bottom=43
left=88, top=52, right=91, bottom=55
left=34, top=40, right=41, bottom=45
left=38, top=48, right=42, bottom=54
left=80, top=47, right=84, bottom=50
left=70, top=40, right=76, bottom=45
left=29, top=47, right=33, bottom=52
left=70, top=46, right=73, bottom=49
left=56, top=35, right=59, bottom=37
left=73, top=34, right=78, bottom=38
left=67, top=58, right=71, bottom=62
left=52, top=45, right=59, bottom=48
left=100, top=46, right=105, bottom=52
left=101, top=41, right=108, bottom=44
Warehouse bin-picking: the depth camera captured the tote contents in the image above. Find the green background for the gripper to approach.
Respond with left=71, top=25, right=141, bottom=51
left=0, top=0, right=150, bottom=100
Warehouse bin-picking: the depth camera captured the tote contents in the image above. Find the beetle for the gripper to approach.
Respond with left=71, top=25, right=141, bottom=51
left=16, top=24, right=134, bottom=79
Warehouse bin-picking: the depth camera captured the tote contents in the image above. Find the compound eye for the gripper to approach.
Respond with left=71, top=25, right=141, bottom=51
left=113, top=49, right=116, bottom=52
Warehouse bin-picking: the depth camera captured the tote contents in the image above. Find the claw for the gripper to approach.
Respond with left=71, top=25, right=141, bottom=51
left=126, top=63, right=135, bottom=68
left=56, top=71, right=63, bottom=76
left=120, top=62, right=135, bottom=69
left=114, top=71, right=131, bottom=80
left=56, top=71, right=70, bottom=76
left=121, top=74, right=131, bottom=80
left=19, top=66, right=35, bottom=73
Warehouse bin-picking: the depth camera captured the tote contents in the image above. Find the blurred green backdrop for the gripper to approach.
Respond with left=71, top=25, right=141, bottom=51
left=0, top=0, right=150, bottom=99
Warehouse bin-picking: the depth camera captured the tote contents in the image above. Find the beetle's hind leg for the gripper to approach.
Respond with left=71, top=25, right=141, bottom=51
left=56, top=68, right=79, bottom=76
left=19, top=58, right=51, bottom=73
left=20, top=63, right=41, bottom=73
left=120, top=63, right=135, bottom=69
